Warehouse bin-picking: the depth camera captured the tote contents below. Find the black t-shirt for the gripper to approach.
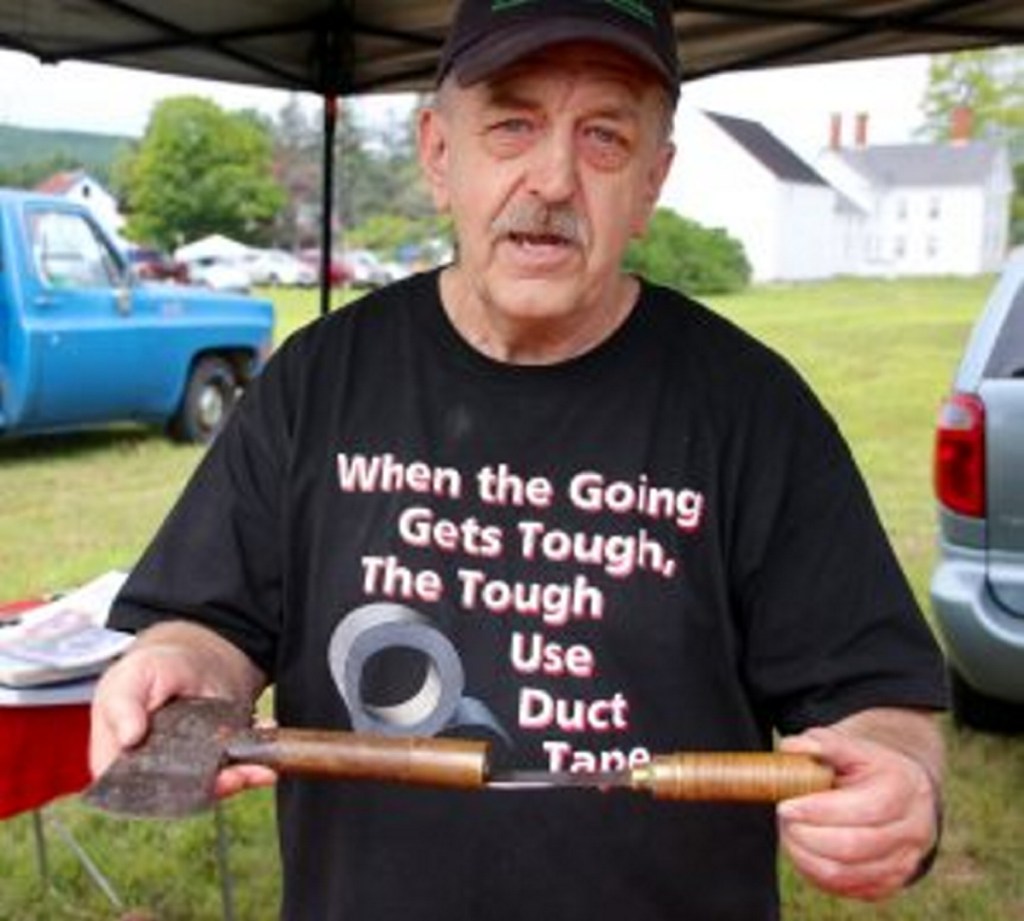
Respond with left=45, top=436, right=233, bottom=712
left=112, top=269, right=947, bottom=920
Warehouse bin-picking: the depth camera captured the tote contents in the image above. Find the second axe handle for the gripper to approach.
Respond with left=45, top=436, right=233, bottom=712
left=633, top=752, right=834, bottom=802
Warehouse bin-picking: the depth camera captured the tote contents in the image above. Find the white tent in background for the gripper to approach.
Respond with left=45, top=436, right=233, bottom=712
left=174, top=234, right=251, bottom=264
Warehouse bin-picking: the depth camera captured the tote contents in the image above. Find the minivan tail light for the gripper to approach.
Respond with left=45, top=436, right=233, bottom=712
left=934, top=393, right=986, bottom=518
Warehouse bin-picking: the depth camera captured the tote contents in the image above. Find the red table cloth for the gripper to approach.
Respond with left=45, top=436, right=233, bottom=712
left=0, top=600, right=92, bottom=819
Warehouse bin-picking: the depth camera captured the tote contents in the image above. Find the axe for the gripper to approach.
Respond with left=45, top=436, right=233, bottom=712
left=84, top=697, right=834, bottom=818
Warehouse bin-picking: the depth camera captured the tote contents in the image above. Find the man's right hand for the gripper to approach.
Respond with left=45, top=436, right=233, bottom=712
left=89, top=620, right=272, bottom=796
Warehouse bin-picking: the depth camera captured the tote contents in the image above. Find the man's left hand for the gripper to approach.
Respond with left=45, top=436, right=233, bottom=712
left=777, top=712, right=941, bottom=901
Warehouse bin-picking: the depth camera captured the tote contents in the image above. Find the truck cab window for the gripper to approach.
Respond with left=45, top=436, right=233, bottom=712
left=29, top=210, right=124, bottom=289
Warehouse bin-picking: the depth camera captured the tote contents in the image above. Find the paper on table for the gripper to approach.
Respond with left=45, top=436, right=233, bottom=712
left=0, top=571, right=132, bottom=688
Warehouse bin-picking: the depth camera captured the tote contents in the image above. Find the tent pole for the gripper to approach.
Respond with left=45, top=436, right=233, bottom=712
left=320, top=92, right=338, bottom=317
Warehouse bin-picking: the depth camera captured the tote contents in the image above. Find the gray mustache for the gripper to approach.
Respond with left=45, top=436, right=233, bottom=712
left=491, top=201, right=587, bottom=246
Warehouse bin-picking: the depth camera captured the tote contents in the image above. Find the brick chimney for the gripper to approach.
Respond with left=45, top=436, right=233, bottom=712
left=951, top=105, right=973, bottom=145
left=854, top=112, right=869, bottom=147
left=829, top=112, right=842, bottom=150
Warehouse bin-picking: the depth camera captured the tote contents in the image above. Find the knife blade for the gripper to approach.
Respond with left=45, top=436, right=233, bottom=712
left=487, top=769, right=631, bottom=791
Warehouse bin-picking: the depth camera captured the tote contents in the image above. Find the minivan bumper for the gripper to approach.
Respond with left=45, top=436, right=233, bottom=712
left=931, top=550, right=1024, bottom=704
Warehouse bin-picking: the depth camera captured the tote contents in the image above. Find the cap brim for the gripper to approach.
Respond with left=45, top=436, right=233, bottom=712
left=449, top=16, right=676, bottom=95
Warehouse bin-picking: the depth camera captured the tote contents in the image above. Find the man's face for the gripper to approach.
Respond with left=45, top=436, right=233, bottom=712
left=420, top=42, right=675, bottom=347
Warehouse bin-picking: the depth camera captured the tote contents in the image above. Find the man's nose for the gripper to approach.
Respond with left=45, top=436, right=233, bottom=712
left=525, top=130, right=577, bottom=203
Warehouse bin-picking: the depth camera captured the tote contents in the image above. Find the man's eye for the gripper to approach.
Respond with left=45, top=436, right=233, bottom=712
left=490, top=118, right=534, bottom=136
left=581, top=125, right=631, bottom=169
left=585, top=125, right=627, bottom=148
left=483, top=117, right=536, bottom=156
left=588, top=125, right=621, bottom=143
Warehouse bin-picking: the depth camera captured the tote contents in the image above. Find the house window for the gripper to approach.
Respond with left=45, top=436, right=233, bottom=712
left=928, top=196, right=941, bottom=219
left=926, top=236, right=939, bottom=258
left=893, top=236, right=906, bottom=259
left=896, top=197, right=908, bottom=220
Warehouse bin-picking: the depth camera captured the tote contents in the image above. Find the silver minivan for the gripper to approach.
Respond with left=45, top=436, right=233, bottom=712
left=931, top=256, right=1024, bottom=731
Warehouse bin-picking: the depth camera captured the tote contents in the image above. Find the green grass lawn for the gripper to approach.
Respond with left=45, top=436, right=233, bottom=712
left=1, top=276, right=1022, bottom=919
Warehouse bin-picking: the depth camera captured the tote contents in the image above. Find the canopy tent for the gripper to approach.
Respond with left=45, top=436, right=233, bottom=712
left=173, top=234, right=251, bottom=264
left=2, top=1, right=1023, bottom=93
left=3, top=1, right=1022, bottom=311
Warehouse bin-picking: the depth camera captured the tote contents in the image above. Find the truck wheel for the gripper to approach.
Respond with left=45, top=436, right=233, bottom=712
left=169, top=356, right=239, bottom=444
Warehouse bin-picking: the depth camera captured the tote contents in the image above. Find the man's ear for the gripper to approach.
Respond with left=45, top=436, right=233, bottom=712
left=630, top=140, right=675, bottom=237
left=418, top=106, right=451, bottom=213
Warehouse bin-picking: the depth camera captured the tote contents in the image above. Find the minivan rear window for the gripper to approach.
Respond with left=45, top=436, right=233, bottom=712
left=985, top=287, right=1024, bottom=379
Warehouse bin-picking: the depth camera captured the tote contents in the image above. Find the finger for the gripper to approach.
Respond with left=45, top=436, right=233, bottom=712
left=777, top=728, right=908, bottom=825
left=782, top=827, right=918, bottom=901
left=89, top=652, right=186, bottom=775
left=89, top=672, right=155, bottom=776
left=88, top=710, right=124, bottom=778
left=214, top=765, right=278, bottom=799
left=780, top=808, right=912, bottom=864
left=781, top=726, right=875, bottom=776
left=779, top=781, right=905, bottom=827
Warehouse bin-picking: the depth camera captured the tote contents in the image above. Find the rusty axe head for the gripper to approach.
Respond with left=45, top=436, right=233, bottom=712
left=84, top=697, right=252, bottom=818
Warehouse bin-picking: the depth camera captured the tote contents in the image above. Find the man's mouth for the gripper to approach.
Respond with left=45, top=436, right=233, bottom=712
left=507, top=231, right=574, bottom=248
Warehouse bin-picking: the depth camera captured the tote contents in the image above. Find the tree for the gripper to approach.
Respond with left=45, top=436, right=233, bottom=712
left=919, top=49, right=1024, bottom=145
left=345, top=213, right=452, bottom=260
left=262, top=93, right=440, bottom=253
left=624, top=209, right=750, bottom=296
left=121, top=96, right=284, bottom=249
left=271, top=93, right=321, bottom=249
left=919, top=49, right=1024, bottom=245
left=0, top=151, right=82, bottom=190
left=335, top=96, right=435, bottom=239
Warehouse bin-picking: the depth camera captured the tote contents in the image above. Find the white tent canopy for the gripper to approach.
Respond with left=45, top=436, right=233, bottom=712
left=174, top=234, right=252, bottom=264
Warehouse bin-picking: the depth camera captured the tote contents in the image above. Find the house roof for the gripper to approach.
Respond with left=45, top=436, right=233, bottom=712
left=833, top=142, right=1006, bottom=188
left=704, top=112, right=828, bottom=186
left=34, top=169, right=88, bottom=196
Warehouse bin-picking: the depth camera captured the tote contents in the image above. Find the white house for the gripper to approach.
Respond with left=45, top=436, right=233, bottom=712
left=660, top=106, right=1014, bottom=281
left=34, top=169, right=125, bottom=236
left=816, top=119, right=1014, bottom=276
left=659, top=107, right=837, bottom=283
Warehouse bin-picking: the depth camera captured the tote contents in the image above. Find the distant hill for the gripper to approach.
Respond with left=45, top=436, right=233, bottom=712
left=0, top=124, right=135, bottom=185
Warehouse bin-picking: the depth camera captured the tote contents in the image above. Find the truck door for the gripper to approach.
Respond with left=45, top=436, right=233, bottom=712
left=23, top=206, right=143, bottom=428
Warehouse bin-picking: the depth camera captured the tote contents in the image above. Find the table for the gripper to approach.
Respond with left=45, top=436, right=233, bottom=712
left=0, top=599, right=93, bottom=820
left=0, top=598, right=125, bottom=908
left=0, top=596, right=237, bottom=919
left=0, top=702, right=92, bottom=819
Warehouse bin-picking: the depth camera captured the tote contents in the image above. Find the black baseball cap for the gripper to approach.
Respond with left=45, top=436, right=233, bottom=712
left=436, top=0, right=681, bottom=100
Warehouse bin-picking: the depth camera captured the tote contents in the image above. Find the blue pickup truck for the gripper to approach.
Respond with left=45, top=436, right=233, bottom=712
left=0, top=189, right=274, bottom=443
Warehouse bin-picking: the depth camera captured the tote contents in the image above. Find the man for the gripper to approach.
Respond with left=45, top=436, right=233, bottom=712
left=91, top=1, right=947, bottom=918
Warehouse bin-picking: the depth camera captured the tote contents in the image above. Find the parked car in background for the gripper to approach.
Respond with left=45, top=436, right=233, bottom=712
left=174, top=234, right=253, bottom=294
left=342, top=249, right=393, bottom=289
left=298, top=248, right=353, bottom=288
left=245, top=248, right=317, bottom=287
left=931, top=256, right=1024, bottom=731
left=186, top=256, right=252, bottom=294
left=124, top=245, right=188, bottom=284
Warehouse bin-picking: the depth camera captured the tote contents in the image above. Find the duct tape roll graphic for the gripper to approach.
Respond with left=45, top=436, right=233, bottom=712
left=329, top=602, right=506, bottom=741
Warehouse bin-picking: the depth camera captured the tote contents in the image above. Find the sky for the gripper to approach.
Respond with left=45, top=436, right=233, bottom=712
left=0, top=48, right=933, bottom=161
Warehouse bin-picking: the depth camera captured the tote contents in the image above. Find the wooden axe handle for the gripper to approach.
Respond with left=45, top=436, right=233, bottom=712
left=225, top=727, right=489, bottom=789
left=634, top=752, right=834, bottom=802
